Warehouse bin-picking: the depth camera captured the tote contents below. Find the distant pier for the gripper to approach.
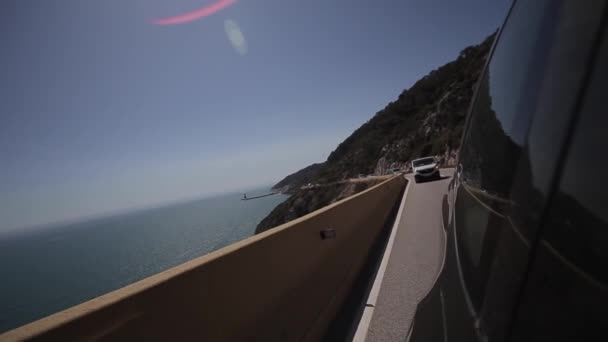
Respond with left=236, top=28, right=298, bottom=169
left=241, top=192, right=278, bottom=201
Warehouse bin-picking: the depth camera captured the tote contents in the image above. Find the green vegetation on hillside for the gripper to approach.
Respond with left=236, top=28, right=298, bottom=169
left=257, top=33, right=496, bottom=233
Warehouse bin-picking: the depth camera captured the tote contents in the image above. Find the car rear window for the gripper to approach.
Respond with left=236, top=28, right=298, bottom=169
left=413, top=158, right=435, bottom=167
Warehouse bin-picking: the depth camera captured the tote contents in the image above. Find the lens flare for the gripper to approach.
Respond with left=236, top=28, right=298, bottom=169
left=153, top=0, right=237, bottom=26
left=224, top=20, right=247, bottom=55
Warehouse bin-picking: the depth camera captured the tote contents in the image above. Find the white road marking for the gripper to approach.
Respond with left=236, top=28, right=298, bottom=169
left=352, top=175, right=412, bottom=342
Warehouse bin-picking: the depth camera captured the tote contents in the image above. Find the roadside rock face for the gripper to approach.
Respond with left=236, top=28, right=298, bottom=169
left=256, top=33, right=496, bottom=234
left=322, top=33, right=492, bottom=184
left=441, top=148, right=460, bottom=167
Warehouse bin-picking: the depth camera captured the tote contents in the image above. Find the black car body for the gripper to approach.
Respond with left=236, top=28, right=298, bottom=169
left=410, top=0, right=608, bottom=341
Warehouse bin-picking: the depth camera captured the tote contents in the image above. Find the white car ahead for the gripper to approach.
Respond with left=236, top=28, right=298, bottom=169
left=411, top=157, right=440, bottom=183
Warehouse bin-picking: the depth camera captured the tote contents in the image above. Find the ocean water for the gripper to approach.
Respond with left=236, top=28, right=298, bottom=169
left=0, top=187, right=288, bottom=333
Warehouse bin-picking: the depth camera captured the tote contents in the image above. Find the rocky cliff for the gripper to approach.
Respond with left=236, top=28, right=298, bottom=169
left=256, top=33, right=495, bottom=234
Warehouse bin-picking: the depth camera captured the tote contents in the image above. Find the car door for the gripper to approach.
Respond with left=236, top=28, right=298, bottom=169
left=508, top=23, right=608, bottom=342
left=451, top=1, right=607, bottom=341
left=410, top=1, right=607, bottom=341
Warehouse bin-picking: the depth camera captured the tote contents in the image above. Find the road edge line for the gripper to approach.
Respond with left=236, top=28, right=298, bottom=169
left=352, top=175, right=412, bottom=342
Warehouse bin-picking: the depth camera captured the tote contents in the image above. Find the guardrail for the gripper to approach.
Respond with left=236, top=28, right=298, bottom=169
left=1, top=176, right=406, bottom=342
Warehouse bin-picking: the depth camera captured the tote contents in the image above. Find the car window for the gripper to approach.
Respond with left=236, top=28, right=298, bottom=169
left=413, top=158, right=435, bottom=167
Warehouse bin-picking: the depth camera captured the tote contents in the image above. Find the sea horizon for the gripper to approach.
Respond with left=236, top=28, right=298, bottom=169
left=0, top=184, right=288, bottom=332
left=0, top=182, right=277, bottom=241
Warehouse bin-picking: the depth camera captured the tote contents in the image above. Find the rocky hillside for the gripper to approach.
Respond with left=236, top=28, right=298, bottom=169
left=272, top=163, right=324, bottom=194
left=256, top=33, right=495, bottom=233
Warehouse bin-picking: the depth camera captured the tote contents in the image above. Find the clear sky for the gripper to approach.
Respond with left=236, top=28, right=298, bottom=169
left=0, top=0, right=510, bottom=232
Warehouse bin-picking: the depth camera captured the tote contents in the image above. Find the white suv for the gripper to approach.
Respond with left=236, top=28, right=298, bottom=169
left=411, top=157, right=440, bottom=183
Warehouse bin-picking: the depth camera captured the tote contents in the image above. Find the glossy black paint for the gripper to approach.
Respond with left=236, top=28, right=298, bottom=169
left=410, top=1, right=608, bottom=341
left=509, top=24, right=608, bottom=341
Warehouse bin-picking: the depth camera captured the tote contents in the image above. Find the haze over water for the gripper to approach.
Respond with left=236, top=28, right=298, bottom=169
left=0, top=187, right=287, bottom=332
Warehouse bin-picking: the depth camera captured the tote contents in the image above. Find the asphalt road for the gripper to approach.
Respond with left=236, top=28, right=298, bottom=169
left=365, top=169, right=453, bottom=342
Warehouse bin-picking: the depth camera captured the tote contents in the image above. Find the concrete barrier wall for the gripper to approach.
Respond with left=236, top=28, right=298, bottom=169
left=1, top=176, right=406, bottom=342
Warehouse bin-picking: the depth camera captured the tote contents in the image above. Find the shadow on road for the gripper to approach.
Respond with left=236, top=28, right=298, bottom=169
left=415, top=175, right=451, bottom=184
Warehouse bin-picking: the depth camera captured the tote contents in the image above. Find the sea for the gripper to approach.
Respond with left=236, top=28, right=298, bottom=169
left=0, top=186, right=288, bottom=333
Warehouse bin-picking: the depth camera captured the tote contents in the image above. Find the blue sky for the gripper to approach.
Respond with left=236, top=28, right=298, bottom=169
left=0, top=0, right=510, bottom=232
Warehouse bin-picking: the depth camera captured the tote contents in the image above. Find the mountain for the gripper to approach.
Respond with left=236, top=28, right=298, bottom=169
left=256, top=33, right=496, bottom=234
left=272, top=163, right=325, bottom=194
left=257, top=180, right=382, bottom=234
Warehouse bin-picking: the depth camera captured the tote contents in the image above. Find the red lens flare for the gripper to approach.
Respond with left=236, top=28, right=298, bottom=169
left=153, top=0, right=237, bottom=25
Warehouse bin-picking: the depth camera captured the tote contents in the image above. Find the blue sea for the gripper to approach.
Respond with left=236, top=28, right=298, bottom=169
left=0, top=187, right=288, bottom=333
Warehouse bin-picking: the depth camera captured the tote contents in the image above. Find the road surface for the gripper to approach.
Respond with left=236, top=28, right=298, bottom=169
left=364, top=169, right=453, bottom=342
